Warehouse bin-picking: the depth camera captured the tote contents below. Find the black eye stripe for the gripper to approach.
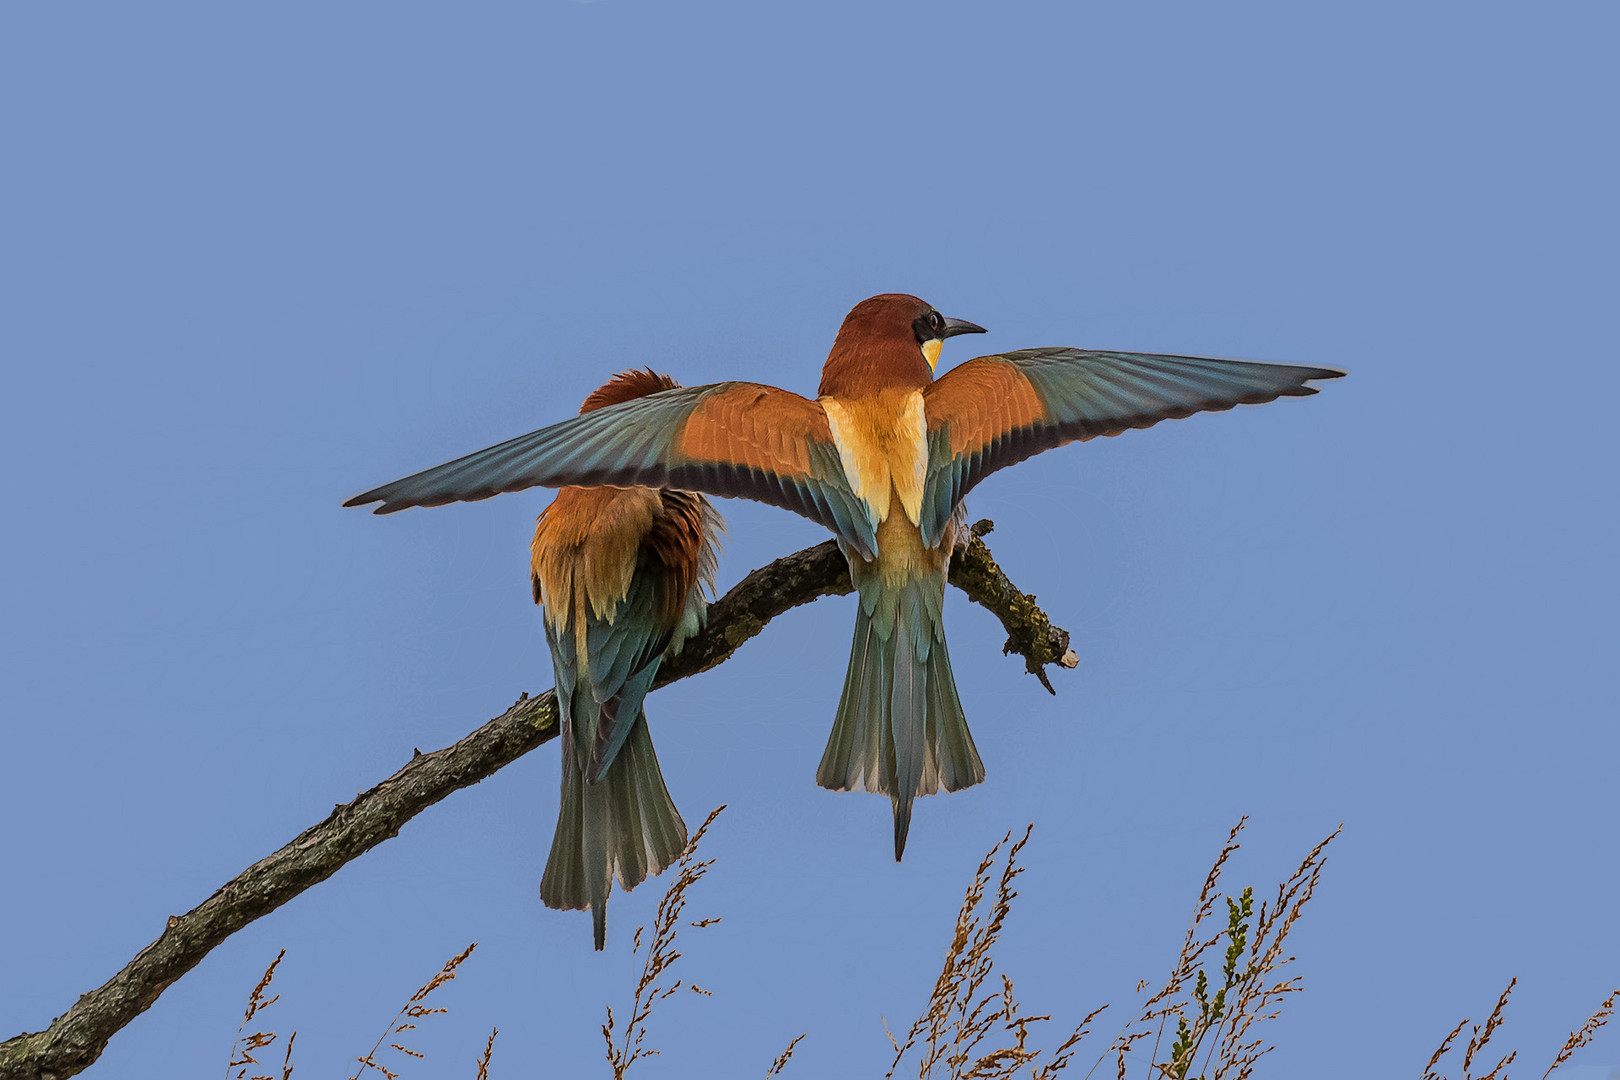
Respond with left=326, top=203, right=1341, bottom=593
left=912, top=309, right=947, bottom=345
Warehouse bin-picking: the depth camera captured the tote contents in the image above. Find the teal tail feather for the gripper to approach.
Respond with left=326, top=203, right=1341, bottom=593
left=540, top=710, right=688, bottom=950
left=815, top=572, right=985, bottom=860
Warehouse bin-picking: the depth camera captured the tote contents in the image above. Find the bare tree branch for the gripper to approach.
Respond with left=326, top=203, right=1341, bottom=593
left=0, top=520, right=1075, bottom=1080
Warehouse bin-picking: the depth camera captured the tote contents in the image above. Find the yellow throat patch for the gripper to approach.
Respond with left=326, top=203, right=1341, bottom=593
left=922, top=338, right=943, bottom=371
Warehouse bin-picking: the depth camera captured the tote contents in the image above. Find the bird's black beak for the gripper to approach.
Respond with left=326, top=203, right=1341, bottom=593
left=941, top=316, right=987, bottom=338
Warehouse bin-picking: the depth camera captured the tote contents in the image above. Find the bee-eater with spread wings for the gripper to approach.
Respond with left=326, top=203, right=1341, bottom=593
left=347, top=294, right=1342, bottom=860
left=529, top=369, right=722, bottom=950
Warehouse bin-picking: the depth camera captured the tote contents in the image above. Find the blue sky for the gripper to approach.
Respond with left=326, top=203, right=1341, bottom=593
left=3, top=1, right=1617, bottom=1076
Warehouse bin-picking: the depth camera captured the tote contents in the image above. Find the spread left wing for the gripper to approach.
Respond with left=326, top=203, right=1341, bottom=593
left=918, top=349, right=1344, bottom=544
left=345, top=382, right=879, bottom=557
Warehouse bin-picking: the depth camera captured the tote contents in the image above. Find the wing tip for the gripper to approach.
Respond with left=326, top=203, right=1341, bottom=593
left=343, top=477, right=543, bottom=515
left=1285, top=365, right=1346, bottom=395
left=342, top=491, right=411, bottom=514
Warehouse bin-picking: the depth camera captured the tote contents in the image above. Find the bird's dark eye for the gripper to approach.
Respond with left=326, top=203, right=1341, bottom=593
left=912, top=309, right=947, bottom=344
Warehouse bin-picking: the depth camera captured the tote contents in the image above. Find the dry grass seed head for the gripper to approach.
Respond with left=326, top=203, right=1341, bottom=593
left=1085, top=820, right=1340, bottom=1080
left=349, top=942, right=478, bottom=1080
left=1427, top=981, right=1620, bottom=1080
left=604, top=805, right=726, bottom=1080
left=1422, top=978, right=1518, bottom=1080
left=474, top=1027, right=497, bottom=1080
left=228, top=949, right=291, bottom=1080
left=1035, top=1005, right=1110, bottom=1080
left=887, top=824, right=1103, bottom=1080
left=1206, top=826, right=1340, bottom=1080
left=766, top=1033, right=807, bottom=1078
left=1544, top=988, right=1620, bottom=1079
left=1091, top=821, right=1248, bottom=1080
left=1460, top=978, right=1518, bottom=1080
left=1425, top=1020, right=1470, bottom=1080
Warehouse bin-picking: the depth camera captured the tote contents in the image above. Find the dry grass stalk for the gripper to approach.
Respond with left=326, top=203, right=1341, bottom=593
left=1200, top=825, right=1339, bottom=1079
left=473, top=1027, right=496, bottom=1080
left=349, top=942, right=478, bottom=1080
left=603, top=805, right=727, bottom=1080
left=885, top=825, right=1108, bottom=1079
left=1425, top=979, right=1620, bottom=1080
left=1424, top=1020, right=1470, bottom=1080
left=227, top=949, right=294, bottom=1080
left=1421, top=978, right=1517, bottom=1080
left=766, top=1033, right=807, bottom=1077
left=1543, top=988, right=1620, bottom=1078
left=1467, top=980, right=1518, bottom=1080
left=1086, top=819, right=1339, bottom=1080
left=1088, top=820, right=1247, bottom=1079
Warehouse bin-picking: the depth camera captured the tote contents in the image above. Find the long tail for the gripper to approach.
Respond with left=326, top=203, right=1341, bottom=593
left=540, top=710, right=688, bottom=950
left=815, top=572, right=985, bottom=860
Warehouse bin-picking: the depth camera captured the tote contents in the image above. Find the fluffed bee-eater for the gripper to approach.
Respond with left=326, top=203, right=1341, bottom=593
left=346, top=294, right=1342, bottom=859
left=529, top=369, right=722, bottom=950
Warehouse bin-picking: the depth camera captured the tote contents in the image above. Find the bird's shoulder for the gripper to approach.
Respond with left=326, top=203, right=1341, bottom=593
left=678, top=382, right=833, bottom=476
left=922, top=357, right=1048, bottom=454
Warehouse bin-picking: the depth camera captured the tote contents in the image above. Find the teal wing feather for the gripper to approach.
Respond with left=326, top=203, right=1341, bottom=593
left=544, top=565, right=674, bottom=785
left=919, top=349, right=1344, bottom=543
left=579, top=567, right=672, bottom=781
